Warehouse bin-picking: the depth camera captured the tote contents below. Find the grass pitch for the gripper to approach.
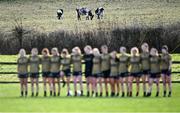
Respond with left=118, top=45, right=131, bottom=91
left=0, top=83, right=180, bottom=112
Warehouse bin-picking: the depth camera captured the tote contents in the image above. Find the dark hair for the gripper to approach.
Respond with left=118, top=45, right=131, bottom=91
left=162, top=45, right=168, bottom=51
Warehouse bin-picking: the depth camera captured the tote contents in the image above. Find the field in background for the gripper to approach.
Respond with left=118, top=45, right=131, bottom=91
left=0, top=0, right=180, bottom=54
left=0, top=0, right=180, bottom=31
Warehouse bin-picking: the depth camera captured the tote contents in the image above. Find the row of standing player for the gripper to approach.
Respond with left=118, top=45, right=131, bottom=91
left=17, top=43, right=172, bottom=97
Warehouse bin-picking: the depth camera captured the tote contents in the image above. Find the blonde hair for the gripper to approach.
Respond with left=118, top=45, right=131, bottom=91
left=84, top=45, right=92, bottom=54
left=130, top=47, right=139, bottom=56
left=141, top=43, right=149, bottom=52
left=31, top=48, right=38, bottom=56
left=72, top=46, right=81, bottom=55
left=150, top=48, right=159, bottom=56
left=93, top=48, right=100, bottom=56
left=120, top=46, right=126, bottom=53
left=18, top=49, right=26, bottom=58
left=51, top=47, right=59, bottom=56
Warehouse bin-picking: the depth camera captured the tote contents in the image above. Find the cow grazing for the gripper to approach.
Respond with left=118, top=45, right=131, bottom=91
left=76, top=7, right=94, bottom=20
left=57, top=9, right=63, bottom=20
left=95, top=7, right=104, bottom=19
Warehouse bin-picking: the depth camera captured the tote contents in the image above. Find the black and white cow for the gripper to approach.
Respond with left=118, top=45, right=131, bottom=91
left=76, top=7, right=94, bottom=20
left=57, top=9, right=63, bottom=20
left=95, top=7, right=104, bottom=19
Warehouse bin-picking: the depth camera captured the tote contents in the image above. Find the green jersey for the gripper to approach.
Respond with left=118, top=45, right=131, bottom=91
left=161, top=53, right=171, bottom=70
left=17, top=56, right=29, bottom=74
left=150, top=56, right=160, bottom=73
left=92, top=55, right=101, bottom=74
left=119, top=54, right=129, bottom=73
left=50, top=55, right=60, bottom=72
left=110, top=58, right=119, bottom=76
left=129, top=56, right=141, bottom=73
left=29, top=55, right=40, bottom=73
left=71, top=54, right=82, bottom=72
left=41, top=56, right=51, bottom=72
left=140, top=52, right=150, bottom=70
left=61, top=56, right=71, bottom=71
left=101, top=53, right=110, bottom=71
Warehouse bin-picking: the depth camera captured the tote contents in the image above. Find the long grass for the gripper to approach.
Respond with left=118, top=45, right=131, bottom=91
left=0, top=0, right=180, bottom=54
left=0, top=0, right=180, bottom=31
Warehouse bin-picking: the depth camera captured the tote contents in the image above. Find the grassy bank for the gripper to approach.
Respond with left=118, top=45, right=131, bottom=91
left=0, top=0, right=180, bottom=31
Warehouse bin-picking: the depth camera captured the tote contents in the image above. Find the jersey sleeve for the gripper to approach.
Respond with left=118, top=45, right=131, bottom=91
left=39, top=56, right=42, bottom=64
left=17, top=58, right=20, bottom=64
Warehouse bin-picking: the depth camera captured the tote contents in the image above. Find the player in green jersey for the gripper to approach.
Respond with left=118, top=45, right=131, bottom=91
left=110, top=51, right=119, bottom=97
left=129, top=47, right=141, bottom=97
left=92, top=48, right=102, bottom=97
left=29, top=48, right=40, bottom=97
left=60, top=48, right=72, bottom=96
left=50, top=48, right=61, bottom=96
left=161, top=45, right=172, bottom=97
left=41, top=48, right=51, bottom=97
left=101, top=45, right=110, bottom=97
left=17, top=49, right=29, bottom=97
left=71, top=47, right=83, bottom=96
left=147, top=48, right=161, bottom=97
left=119, top=47, right=129, bottom=97
left=140, top=43, right=150, bottom=97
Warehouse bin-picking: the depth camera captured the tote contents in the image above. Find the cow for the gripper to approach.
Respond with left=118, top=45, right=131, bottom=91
left=95, top=7, right=104, bottom=19
left=76, top=7, right=94, bottom=20
left=57, top=9, right=63, bottom=20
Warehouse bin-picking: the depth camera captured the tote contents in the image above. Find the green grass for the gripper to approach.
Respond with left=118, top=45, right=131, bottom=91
left=0, top=0, right=180, bottom=32
left=0, top=83, right=180, bottom=112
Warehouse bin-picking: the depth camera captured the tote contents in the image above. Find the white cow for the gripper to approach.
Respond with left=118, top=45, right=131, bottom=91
left=76, top=7, right=94, bottom=20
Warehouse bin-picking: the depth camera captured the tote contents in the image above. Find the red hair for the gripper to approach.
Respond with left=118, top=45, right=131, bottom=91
left=42, top=48, right=50, bottom=55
